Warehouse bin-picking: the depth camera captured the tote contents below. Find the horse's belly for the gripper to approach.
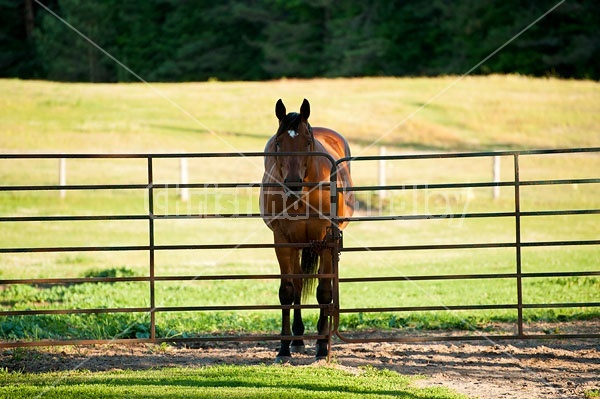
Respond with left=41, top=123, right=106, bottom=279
left=271, top=218, right=330, bottom=243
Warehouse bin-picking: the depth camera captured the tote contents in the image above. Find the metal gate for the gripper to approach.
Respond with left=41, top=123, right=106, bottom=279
left=0, top=148, right=598, bottom=349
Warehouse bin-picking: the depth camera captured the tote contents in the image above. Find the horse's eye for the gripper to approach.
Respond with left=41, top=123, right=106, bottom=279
left=275, top=141, right=280, bottom=150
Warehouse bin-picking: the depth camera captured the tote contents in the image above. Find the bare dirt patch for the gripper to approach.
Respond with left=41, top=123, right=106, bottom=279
left=1, top=326, right=598, bottom=399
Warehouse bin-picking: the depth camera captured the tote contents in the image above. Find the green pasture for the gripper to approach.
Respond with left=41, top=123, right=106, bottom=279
left=0, top=77, right=599, bottom=341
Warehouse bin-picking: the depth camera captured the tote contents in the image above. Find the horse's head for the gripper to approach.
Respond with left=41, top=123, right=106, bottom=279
left=273, top=98, right=314, bottom=196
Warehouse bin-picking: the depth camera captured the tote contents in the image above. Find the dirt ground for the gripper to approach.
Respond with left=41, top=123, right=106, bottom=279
left=1, top=324, right=598, bottom=399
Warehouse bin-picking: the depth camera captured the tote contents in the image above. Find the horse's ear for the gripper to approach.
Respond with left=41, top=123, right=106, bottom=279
left=275, top=99, right=286, bottom=121
left=300, top=98, right=310, bottom=121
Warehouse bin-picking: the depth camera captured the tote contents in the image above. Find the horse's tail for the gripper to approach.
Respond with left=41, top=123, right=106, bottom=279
left=300, top=248, right=319, bottom=303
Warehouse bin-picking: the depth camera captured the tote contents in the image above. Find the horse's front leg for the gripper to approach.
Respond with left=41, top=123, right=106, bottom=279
left=274, top=243, right=297, bottom=362
left=316, top=251, right=333, bottom=360
left=291, top=276, right=305, bottom=353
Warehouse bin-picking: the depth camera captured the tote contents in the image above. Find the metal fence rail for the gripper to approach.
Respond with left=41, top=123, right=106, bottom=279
left=0, top=148, right=598, bottom=349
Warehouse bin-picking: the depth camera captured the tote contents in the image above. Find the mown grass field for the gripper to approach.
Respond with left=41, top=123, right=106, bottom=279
left=0, top=364, right=467, bottom=399
left=0, top=77, right=599, bottom=342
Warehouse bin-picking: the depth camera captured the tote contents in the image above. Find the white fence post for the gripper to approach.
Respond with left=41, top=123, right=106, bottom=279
left=179, top=157, right=189, bottom=202
left=59, top=158, right=67, bottom=199
left=378, top=147, right=386, bottom=199
left=493, top=156, right=500, bottom=199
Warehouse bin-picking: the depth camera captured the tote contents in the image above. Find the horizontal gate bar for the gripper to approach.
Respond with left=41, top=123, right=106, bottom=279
left=0, top=242, right=337, bottom=253
left=338, top=209, right=600, bottom=222
left=2, top=147, right=599, bottom=160
left=154, top=304, right=326, bottom=312
left=0, top=334, right=328, bottom=349
left=3, top=240, right=595, bottom=254
left=0, top=150, right=336, bottom=161
left=0, top=184, right=149, bottom=192
left=2, top=209, right=597, bottom=224
left=340, top=178, right=600, bottom=192
left=521, top=240, right=600, bottom=247
left=1, top=303, right=329, bottom=317
left=152, top=213, right=325, bottom=220
left=522, top=302, right=600, bottom=309
left=0, top=307, right=152, bottom=316
left=156, top=182, right=330, bottom=189
left=341, top=240, right=600, bottom=252
left=0, top=273, right=337, bottom=286
left=2, top=270, right=594, bottom=287
left=0, top=213, right=326, bottom=222
left=334, top=147, right=600, bottom=166
left=0, top=215, right=150, bottom=222
left=3, top=177, right=596, bottom=193
left=0, top=182, right=326, bottom=192
left=339, top=304, right=519, bottom=313
left=339, top=270, right=600, bottom=283
left=334, top=332, right=600, bottom=344
left=520, top=178, right=600, bottom=186
left=339, top=302, right=600, bottom=314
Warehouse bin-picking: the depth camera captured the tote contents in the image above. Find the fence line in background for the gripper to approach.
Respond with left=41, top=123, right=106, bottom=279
left=58, top=157, right=66, bottom=199
left=56, top=150, right=505, bottom=200
left=179, top=157, right=189, bottom=202
left=374, top=149, right=504, bottom=200
left=378, top=147, right=386, bottom=199
left=493, top=155, right=501, bottom=199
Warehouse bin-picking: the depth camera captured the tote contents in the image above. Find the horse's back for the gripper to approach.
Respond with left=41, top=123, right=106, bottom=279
left=313, top=127, right=354, bottom=224
left=313, top=127, right=351, bottom=161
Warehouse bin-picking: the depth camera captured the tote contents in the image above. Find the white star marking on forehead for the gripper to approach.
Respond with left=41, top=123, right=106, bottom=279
left=288, top=129, right=298, bottom=138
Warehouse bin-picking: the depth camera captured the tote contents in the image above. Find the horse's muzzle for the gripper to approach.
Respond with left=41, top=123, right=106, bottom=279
left=283, top=177, right=303, bottom=198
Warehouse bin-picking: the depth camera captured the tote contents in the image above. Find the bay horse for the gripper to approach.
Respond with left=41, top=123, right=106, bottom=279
left=260, top=99, right=354, bottom=361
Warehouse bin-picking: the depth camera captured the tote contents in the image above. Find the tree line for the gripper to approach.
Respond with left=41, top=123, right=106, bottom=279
left=1, top=0, right=598, bottom=82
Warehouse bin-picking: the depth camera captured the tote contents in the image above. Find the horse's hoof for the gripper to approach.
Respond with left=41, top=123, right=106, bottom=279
left=314, top=356, right=328, bottom=363
left=274, top=356, right=292, bottom=364
left=315, top=343, right=329, bottom=360
left=290, top=345, right=306, bottom=354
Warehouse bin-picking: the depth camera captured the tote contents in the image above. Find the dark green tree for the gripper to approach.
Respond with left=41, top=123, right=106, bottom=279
left=112, top=0, right=174, bottom=82
left=36, top=0, right=119, bottom=82
left=152, top=0, right=265, bottom=81
left=0, top=0, right=597, bottom=81
left=323, top=1, right=389, bottom=77
left=0, top=0, right=41, bottom=78
left=242, top=0, right=330, bottom=78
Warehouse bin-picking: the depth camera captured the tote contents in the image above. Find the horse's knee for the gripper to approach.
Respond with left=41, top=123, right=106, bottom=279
left=316, top=282, right=332, bottom=304
left=279, top=281, right=294, bottom=305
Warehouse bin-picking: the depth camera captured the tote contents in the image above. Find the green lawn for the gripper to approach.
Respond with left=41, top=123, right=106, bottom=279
left=0, top=365, right=466, bottom=399
left=0, top=77, right=598, bottom=341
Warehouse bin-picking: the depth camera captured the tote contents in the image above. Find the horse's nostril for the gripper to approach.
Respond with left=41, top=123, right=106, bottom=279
left=283, top=177, right=303, bottom=193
